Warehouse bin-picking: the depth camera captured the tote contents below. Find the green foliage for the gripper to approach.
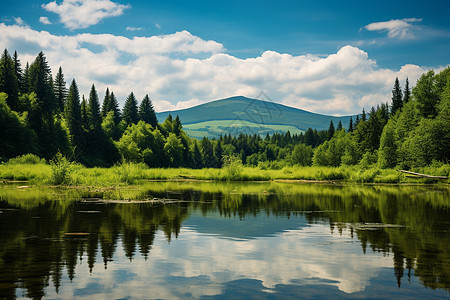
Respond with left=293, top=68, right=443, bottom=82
left=291, top=143, right=313, bottom=166
left=7, top=153, right=46, bottom=165
left=139, top=94, right=158, bottom=127
left=378, top=117, right=397, bottom=169
left=122, top=92, right=139, bottom=125
left=50, top=152, right=71, bottom=185
left=222, top=155, right=243, bottom=181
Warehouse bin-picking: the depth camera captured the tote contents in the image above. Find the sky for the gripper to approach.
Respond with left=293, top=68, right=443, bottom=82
left=1, top=0, right=449, bottom=115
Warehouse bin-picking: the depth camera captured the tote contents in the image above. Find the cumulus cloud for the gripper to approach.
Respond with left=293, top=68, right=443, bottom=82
left=0, top=23, right=434, bottom=115
left=39, top=16, right=52, bottom=25
left=364, top=18, right=422, bottom=40
left=42, top=0, right=130, bottom=30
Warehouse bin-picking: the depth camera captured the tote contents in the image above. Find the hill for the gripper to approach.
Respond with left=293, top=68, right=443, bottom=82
left=156, top=96, right=353, bottom=138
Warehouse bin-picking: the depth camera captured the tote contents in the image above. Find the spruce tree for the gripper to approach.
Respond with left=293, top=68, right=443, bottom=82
left=53, top=67, right=67, bottom=112
left=87, top=84, right=102, bottom=130
left=403, top=77, right=411, bottom=104
left=327, top=120, right=335, bottom=140
left=81, top=95, right=88, bottom=127
left=109, top=91, right=121, bottom=124
left=337, top=120, right=343, bottom=131
left=361, top=109, right=367, bottom=121
left=391, top=77, right=403, bottom=116
left=101, top=88, right=111, bottom=118
left=122, top=92, right=139, bottom=125
left=22, top=62, right=30, bottom=94
left=192, top=142, right=203, bottom=169
left=138, top=94, right=158, bottom=127
left=348, top=117, right=353, bottom=133
left=0, top=49, right=19, bottom=111
left=65, top=79, right=83, bottom=150
left=29, top=51, right=56, bottom=114
left=13, top=51, right=23, bottom=95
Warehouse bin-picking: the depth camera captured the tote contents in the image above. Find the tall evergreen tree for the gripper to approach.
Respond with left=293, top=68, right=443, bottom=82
left=0, top=49, right=19, bottom=111
left=65, top=79, right=83, bottom=150
left=214, top=140, right=223, bottom=168
left=337, top=120, right=343, bottom=131
left=327, top=120, right=335, bottom=140
left=101, top=88, right=111, bottom=118
left=391, top=77, right=403, bottom=116
left=81, top=95, right=88, bottom=127
left=22, top=62, right=30, bottom=94
left=87, top=84, right=102, bottom=130
left=348, top=117, right=353, bottom=133
left=192, top=142, right=203, bottom=168
left=29, top=51, right=56, bottom=114
left=53, top=67, right=67, bottom=112
left=403, top=77, right=411, bottom=104
left=13, top=51, right=23, bottom=95
left=361, top=109, right=367, bottom=121
left=109, top=91, right=121, bottom=124
left=173, top=115, right=182, bottom=136
left=138, top=94, right=158, bottom=127
left=122, top=92, right=139, bottom=125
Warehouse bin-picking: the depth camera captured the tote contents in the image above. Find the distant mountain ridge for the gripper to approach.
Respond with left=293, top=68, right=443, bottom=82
left=156, top=96, right=354, bottom=138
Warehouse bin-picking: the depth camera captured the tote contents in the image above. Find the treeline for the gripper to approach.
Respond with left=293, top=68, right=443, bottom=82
left=1, top=49, right=449, bottom=169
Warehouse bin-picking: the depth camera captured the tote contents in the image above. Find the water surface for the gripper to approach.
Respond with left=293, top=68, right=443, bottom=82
left=0, top=182, right=449, bottom=299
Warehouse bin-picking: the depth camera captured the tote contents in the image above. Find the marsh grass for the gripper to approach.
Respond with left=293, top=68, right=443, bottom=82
left=1, top=158, right=448, bottom=186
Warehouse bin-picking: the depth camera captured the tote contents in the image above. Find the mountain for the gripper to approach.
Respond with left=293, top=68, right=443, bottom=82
left=156, top=96, right=354, bottom=138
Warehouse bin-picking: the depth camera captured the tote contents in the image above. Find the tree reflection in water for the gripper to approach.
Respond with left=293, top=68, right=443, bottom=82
left=0, top=182, right=448, bottom=298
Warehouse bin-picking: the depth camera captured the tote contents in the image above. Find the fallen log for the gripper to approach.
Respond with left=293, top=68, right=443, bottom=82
left=397, top=170, right=448, bottom=180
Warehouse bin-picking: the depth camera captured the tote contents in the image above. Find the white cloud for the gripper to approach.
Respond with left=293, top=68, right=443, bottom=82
left=14, top=17, right=24, bottom=26
left=39, top=16, right=52, bottom=25
left=0, top=23, right=437, bottom=115
left=364, top=18, right=422, bottom=40
left=42, top=0, right=130, bottom=30
left=126, top=26, right=143, bottom=31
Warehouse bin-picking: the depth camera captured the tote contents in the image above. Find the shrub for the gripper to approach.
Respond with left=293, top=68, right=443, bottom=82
left=8, top=154, right=46, bottom=165
left=50, top=152, right=71, bottom=185
left=222, top=155, right=243, bottom=181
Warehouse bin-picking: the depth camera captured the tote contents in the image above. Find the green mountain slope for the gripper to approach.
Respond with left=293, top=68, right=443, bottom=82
left=156, top=96, right=354, bottom=138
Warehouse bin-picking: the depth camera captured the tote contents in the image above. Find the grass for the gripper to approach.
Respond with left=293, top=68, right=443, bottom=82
left=1, top=159, right=449, bottom=187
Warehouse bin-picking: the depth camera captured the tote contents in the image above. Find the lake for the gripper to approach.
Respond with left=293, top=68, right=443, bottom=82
left=0, top=182, right=449, bottom=299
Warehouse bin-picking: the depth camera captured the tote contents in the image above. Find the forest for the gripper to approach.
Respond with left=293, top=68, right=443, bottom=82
left=0, top=49, right=449, bottom=174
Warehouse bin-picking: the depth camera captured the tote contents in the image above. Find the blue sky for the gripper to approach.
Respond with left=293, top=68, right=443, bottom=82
left=1, top=0, right=449, bottom=115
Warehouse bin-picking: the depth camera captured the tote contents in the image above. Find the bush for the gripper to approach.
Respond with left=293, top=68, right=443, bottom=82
left=8, top=154, right=46, bottom=165
left=222, top=155, right=243, bottom=181
left=50, top=152, right=71, bottom=185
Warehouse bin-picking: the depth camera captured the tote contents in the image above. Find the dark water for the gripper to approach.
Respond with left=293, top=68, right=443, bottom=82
left=0, top=182, right=449, bottom=299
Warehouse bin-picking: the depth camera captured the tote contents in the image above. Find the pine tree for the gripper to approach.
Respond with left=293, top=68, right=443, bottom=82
left=403, top=77, right=411, bottom=104
left=0, top=49, right=19, bottom=111
left=327, top=120, right=335, bottom=140
left=81, top=95, right=88, bottom=127
left=87, top=84, right=102, bottom=130
left=122, top=92, right=139, bottom=125
left=138, top=94, right=158, bottom=127
left=192, top=142, right=203, bottom=168
left=29, top=51, right=56, bottom=114
left=348, top=117, right=353, bottom=133
left=173, top=115, right=182, bottom=136
left=337, top=120, right=343, bottom=131
left=109, top=91, right=121, bottom=124
left=13, top=51, right=23, bottom=95
left=65, top=79, right=84, bottom=150
left=22, top=62, right=30, bottom=94
left=101, top=88, right=111, bottom=118
left=53, top=67, right=67, bottom=112
left=391, top=77, right=403, bottom=116
left=361, top=109, right=367, bottom=121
